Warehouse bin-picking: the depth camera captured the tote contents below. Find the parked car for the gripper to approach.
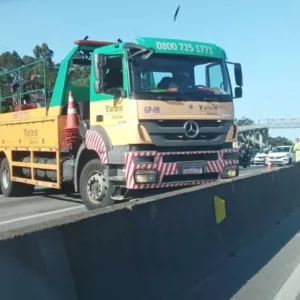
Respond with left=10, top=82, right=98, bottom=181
left=266, top=146, right=296, bottom=166
left=253, top=148, right=271, bottom=165
left=250, top=149, right=259, bottom=164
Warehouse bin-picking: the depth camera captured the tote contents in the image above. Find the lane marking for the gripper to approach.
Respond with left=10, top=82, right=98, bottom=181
left=240, top=173, right=251, bottom=177
left=0, top=205, right=85, bottom=226
left=273, top=259, right=300, bottom=300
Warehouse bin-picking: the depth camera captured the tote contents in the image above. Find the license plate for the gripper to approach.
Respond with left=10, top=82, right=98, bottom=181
left=180, top=161, right=206, bottom=175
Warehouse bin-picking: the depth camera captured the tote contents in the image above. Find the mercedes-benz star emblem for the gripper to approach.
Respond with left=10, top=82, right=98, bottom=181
left=183, top=121, right=199, bottom=139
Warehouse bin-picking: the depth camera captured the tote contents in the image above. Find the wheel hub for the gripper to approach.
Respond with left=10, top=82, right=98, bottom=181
left=2, top=167, right=9, bottom=190
left=86, top=172, right=107, bottom=204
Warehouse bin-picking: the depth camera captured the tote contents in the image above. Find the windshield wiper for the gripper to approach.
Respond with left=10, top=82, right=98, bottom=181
left=177, top=91, right=218, bottom=101
left=156, top=95, right=182, bottom=100
left=203, top=96, right=219, bottom=101
left=184, top=90, right=228, bottom=102
left=185, top=89, right=216, bottom=96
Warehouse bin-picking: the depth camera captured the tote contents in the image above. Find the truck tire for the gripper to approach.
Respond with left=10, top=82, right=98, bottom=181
left=79, top=159, right=114, bottom=210
left=0, top=158, right=34, bottom=197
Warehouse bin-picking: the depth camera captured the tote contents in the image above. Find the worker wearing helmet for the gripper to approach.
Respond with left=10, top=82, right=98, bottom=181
left=293, top=138, right=300, bottom=162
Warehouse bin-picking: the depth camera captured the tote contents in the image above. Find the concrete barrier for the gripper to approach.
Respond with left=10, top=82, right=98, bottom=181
left=1, top=165, right=300, bottom=300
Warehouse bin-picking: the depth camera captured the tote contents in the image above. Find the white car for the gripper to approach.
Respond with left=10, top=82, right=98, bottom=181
left=266, top=146, right=296, bottom=166
left=253, top=148, right=271, bottom=165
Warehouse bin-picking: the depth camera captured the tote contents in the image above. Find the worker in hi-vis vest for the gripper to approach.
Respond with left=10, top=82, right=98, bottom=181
left=293, top=138, right=300, bottom=162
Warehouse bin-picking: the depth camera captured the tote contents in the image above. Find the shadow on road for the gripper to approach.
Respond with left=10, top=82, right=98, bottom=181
left=33, top=186, right=192, bottom=206
left=33, top=188, right=82, bottom=205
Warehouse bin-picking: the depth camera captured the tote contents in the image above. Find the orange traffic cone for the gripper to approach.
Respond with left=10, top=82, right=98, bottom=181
left=65, top=91, right=79, bottom=129
left=61, top=91, right=81, bottom=149
left=266, top=158, right=272, bottom=171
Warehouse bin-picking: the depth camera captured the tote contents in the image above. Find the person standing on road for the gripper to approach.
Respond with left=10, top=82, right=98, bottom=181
left=293, top=138, right=300, bottom=162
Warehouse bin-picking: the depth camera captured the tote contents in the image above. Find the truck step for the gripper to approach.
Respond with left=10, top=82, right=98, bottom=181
left=111, top=185, right=130, bottom=201
left=111, top=195, right=132, bottom=201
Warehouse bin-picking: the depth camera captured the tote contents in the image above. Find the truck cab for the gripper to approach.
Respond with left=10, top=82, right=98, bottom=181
left=88, top=37, right=242, bottom=148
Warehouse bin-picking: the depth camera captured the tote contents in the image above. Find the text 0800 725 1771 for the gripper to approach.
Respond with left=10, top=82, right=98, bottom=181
left=155, top=41, right=214, bottom=55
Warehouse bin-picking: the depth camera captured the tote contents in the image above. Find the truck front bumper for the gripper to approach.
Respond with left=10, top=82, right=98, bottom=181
left=268, top=157, right=290, bottom=165
left=124, top=149, right=239, bottom=189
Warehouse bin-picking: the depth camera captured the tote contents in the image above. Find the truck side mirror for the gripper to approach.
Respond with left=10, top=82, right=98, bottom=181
left=234, top=86, right=243, bottom=98
left=93, top=54, right=107, bottom=93
left=234, top=63, right=243, bottom=87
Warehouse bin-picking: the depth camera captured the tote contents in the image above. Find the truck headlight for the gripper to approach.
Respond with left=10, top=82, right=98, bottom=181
left=134, top=170, right=158, bottom=183
left=222, top=165, right=238, bottom=178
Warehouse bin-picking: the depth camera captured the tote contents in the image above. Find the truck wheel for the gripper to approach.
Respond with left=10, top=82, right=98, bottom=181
left=0, top=158, right=34, bottom=197
left=79, top=159, right=114, bottom=210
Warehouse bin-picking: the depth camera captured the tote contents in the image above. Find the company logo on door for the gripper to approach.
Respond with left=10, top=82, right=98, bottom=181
left=198, top=105, right=218, bottom=115
left=198, top=105, right=217, bottom=111
left=105, top=105, right=123, bottom=113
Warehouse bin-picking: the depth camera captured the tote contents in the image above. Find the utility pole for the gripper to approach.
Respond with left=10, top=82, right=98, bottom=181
left=266, top=97, right=271, bottom=147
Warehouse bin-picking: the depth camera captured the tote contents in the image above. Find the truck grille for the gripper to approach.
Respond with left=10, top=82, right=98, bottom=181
left=139, top=120, right=233, bottom=147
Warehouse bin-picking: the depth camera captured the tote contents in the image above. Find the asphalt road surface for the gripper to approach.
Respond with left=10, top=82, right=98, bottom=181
left=239, top=164, right=268, bottom=177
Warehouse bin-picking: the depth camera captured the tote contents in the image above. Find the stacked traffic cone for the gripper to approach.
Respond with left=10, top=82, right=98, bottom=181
left=61, top=91, right=81, bottom=149
left=266, top=157, right=272, bottom=171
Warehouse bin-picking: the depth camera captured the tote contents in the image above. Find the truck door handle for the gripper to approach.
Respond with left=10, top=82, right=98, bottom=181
left=96, top=115, right=103, bottom=122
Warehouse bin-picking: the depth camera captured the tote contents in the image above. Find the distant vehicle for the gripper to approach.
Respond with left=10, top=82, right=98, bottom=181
left=239, top=148, right=251, bottom=168
left=253, top=148, right=271, bottom=165
left=266, top=146, right=296, bottom=166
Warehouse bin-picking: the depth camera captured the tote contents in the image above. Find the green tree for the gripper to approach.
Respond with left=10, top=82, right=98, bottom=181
left=0, top=43, right=58, bottom=112
left=0, top=50, right=23, bottom=88
left=0, top=43, right=91, bottom=112
left=68, top=50, right=90, bottom=84
left=0, top=42, right=90, bottom=88
left=33, top=43, right=54, bottom=65
left=235, top=117, right=254, bottom=126
left=0, top=43, right=58, bottom=97
left=29, top=43, right=56, bottom=90
left=0, top=50, right=22, bottom=72
left=22, top=55, right=35, bottom=65
left=268, top=136, right=293, bottom=147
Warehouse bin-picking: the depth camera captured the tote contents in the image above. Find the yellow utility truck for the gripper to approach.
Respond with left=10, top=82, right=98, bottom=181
left=0, top=37, right=243, bottom=209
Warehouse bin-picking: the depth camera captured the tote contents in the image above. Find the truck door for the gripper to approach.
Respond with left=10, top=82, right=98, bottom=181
left=90, top=53, right=139, bottom=146
left=91, top=55, right=125, bottom=125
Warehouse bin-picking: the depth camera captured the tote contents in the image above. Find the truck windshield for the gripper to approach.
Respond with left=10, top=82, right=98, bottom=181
left=128, top=54, right=232, bottom=101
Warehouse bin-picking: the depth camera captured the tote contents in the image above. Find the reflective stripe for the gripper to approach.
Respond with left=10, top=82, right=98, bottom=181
left=67, top=108, right=77, bottom=114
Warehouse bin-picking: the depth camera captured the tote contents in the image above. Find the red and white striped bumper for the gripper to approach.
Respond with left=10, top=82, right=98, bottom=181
left=125, top=149, right=238, bottom=189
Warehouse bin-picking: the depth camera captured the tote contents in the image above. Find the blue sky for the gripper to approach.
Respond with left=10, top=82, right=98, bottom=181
left=0, top=0, right=299, bottom=140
